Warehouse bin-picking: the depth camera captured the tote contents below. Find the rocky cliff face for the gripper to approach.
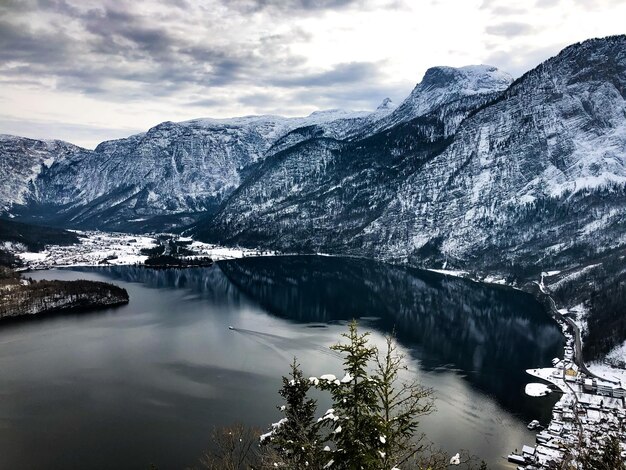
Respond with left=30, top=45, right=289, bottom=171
left=0, top=136, right=82, bottom=211
left=4, top=110, right=390, bottom=232
left=195, top=63, right=514, bottom=252
left=196, top=36, right=626, bottom=275
left=361, top=35, right=626, bottom=269
left=356, top=64, right=513, bottom=137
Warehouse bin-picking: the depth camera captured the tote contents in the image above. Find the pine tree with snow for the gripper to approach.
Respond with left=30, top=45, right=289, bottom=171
left=318, top=320, right=384, bottom=470
left=261, top=358, right=323, bottom=469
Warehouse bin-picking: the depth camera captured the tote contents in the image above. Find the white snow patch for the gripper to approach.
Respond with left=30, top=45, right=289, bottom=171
left=570, top=303, right=589, bottom=344
left=428, top=268, right=468, bottom=277
left=13, top=230, right=280, bottom=269
left=588, top=362, right=626, bottom=386
left=525, top=383, right=552, bottom=397
left=483, top=275, right=506, bottom=285
left=18, top=251, right=49, bottom=262
left=605, top=341, right=626, bottom=367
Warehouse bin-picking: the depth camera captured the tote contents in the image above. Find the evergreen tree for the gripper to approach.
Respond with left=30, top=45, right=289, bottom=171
left=581, top=436, right=626, bottom=470
left=261, top=358, right=323, bottom=469
left=318, top=320, right=383, bottom=470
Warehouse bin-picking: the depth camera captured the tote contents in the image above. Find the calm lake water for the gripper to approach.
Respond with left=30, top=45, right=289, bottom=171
left=0, top=256, right=563, bottom=469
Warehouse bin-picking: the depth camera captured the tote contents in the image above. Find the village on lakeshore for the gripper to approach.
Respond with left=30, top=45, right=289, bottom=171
left=14, top=230, right=277, bottom=270
left=510, top=307, right=626, bottom=468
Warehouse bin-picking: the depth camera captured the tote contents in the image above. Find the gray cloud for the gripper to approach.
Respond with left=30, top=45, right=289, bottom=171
left=485, top=21, right=535, bottom=37
left=223, top=0, right=405, bottom=14
left=226, top=0, right=362, bottom=12
left=535, top=0, right=560, bottom=7
left=0, top=115, right=142, bottom=149
left=0, top=3, right=298, bottom=98
left=186, top=97, right=227, bottom=108
left=479, top=0, right=498, bottom=9
left=0, top=0, right=404, bottom=120
left=489, top=5, right=527, bottom=15
left=272, top=62, right=384, bottom=88
left=483, top=43, right=565, bottom=77
left=291, top=80, right=410, bottom=110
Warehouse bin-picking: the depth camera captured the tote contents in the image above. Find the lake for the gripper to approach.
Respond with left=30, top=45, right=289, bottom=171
left=0, top=256, right=563, bottom=469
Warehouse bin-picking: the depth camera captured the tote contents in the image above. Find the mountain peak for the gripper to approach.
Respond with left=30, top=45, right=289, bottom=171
left=398, top=64, right=512, bottom=117
left=420, top=65, right=513, bottom=96
left=360, top=64, right=513, bottom=135
left=376, top=97, right=395, bottom=111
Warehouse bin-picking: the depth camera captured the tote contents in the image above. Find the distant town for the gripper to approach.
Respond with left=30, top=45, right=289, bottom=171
left=510, top=304, right=625, bottom=468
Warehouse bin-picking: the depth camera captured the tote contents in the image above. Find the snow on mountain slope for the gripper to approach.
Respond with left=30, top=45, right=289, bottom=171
left=360, top=35, right=626, bottom=266
left=194, top=65, right=514, bottom=249
left=7, top=108, right=385, bottom=231
left=0, top=135, right=83, bottom=211
left=355, top=65, right=513, bottom=137
left=195, top=66, right=513, bottom=249
left=196, top=35, right=626, bottom=274
left=266, top=98, right=396, bottom=157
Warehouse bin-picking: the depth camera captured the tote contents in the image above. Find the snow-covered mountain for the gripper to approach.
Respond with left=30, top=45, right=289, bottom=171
left=366, top=36, right=626, bottom=268
left=2, top=36, right=624, bottom=277
left=196, top=35, right=626, bottom=274
left=354, top=65, right=513, bottom=138
left=2, top=34, right=625, bottom=359
left=0, top=135, right=83, bottom=211
left=3, top=108, right=392, bottom=231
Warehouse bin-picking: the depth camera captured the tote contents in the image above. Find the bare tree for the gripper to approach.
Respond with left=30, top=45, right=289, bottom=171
left=375, top=334, right=435, bottom=469
left=196, top=424, right=261, bottom=470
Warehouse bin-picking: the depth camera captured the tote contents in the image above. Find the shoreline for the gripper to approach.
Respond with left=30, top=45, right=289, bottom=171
left=509, top=288, right=625, bottom=468
left=9, top=231, right=626, bottom=467
left=0, top=276, right=129, bottom=322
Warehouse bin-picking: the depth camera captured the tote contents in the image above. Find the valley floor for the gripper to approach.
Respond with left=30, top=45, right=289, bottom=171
left=16, top=230, right=278, bottom=270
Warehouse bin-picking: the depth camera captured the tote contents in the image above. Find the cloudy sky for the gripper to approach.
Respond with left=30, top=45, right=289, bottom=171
left=1, top=0, right=624, bottom=148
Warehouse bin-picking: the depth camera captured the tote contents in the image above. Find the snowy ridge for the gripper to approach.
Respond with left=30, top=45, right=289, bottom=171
left=0, top=135, right=83, bottom=211
left=198, top=35, right=626, bottom=275
left=3, top=106, right=389, bottom=231
left=356, top=65, right=513, bottom=137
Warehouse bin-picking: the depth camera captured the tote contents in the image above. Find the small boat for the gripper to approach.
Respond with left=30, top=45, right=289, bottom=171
left=527, top=419, right=541, bottom=430
left=228, top=326, right=234, bottom=330
left=507, top=453, right=526, bottom=464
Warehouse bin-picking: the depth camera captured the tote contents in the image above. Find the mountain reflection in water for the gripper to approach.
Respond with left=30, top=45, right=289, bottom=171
left=0, top=256, right=566, bottom=470
left=88, top=255, right=563, bottom=419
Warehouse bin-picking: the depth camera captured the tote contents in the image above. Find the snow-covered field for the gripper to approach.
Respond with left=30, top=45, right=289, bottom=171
left=16, top=231, right=277, bottom=270
left=604, top=340, right=626, bottom=366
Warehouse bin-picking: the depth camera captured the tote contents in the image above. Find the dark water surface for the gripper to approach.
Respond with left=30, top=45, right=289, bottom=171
left=0, top=256, right=563, bottom=469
